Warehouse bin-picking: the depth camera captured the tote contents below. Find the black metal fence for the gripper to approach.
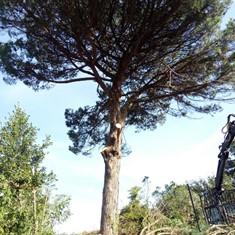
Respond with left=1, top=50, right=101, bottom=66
left=201, top=189, right=235, bottom=224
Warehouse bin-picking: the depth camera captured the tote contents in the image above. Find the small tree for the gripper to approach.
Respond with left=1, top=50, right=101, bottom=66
left=1, top=1, right=235, bottom=234
left=154, top=182, right=203, bottom=227
left=0, top=106, right=71, bottom=235
left=119, top=186, right=148, bottom=235
left=119, top=181, right=205, bottom=235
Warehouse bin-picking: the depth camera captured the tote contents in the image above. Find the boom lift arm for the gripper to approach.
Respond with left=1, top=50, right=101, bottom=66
left=201, top=114, right=235, bottom=224
left=215, top=114, right=235, bottom=192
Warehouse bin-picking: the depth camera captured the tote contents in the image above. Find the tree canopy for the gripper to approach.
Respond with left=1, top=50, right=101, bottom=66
left=0, top=1, right=235, bottom=155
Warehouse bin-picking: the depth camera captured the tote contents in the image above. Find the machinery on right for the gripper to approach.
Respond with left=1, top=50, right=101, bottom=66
left=201, top=114, right=235, bottom=224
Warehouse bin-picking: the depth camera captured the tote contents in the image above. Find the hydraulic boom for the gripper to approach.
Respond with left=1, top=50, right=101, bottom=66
left=201, top=114, right=235, bottom=224
left=215, top=114, right=235, bottom=192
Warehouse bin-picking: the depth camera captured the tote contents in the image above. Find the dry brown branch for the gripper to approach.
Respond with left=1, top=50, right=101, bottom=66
left=206, top=224, right=235, bottom=235
left=139, top=209, right=189, bottom=235
left=143, top=226, right=188, bottom=235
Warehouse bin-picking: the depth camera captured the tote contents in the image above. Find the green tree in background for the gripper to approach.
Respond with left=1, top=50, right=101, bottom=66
left=119, top=186, right=148, bottom=235
left=119, top=181, right=207, bottom=235
left=154, top=182, right=204, bottom=228
left=1, top=1, right=235, bottom=234
left=0, top=106, right=71, bottom=235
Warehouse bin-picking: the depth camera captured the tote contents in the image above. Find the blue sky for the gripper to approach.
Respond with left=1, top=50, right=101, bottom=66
left=0, top=2, right=235, bottom=234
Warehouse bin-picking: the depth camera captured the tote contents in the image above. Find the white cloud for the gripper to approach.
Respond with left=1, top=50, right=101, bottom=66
left=55, top=200, right=101, bottom=234
left=120, top=129, right=222, bottom=190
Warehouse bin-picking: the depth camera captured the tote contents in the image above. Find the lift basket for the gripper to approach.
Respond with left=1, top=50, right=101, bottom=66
left=201, top=189, right=235, bottom=224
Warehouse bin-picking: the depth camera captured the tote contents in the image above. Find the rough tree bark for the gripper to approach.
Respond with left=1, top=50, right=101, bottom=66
left=101, top=152, right=121, bottom=235
left=100, top=92, right=124, bottom=235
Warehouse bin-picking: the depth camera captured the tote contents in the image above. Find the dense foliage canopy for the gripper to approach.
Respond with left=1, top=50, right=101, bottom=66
left=0, top=0, right=234, bottom=155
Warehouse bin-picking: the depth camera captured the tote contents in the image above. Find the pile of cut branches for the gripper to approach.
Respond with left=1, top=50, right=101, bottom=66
left=206, top=224, right=235, bottom=235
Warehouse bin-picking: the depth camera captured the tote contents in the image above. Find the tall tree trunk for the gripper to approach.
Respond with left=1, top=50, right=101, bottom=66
left=100, top=152, right=121, bottom=235
left=100, top=100, right=123, bottom=235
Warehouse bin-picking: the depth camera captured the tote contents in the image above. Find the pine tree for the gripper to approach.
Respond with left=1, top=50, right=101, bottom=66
left=1, top=1, right=235, bottom=234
